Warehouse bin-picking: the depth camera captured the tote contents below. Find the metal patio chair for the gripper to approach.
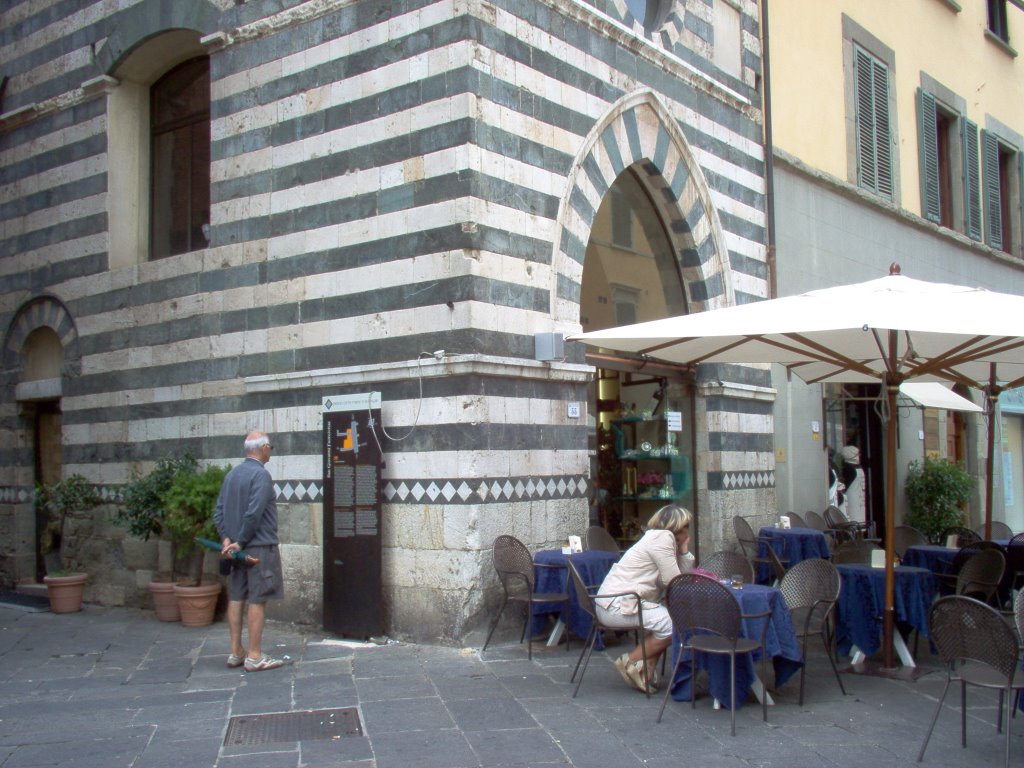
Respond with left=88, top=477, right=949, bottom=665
left=699, top=550, right=755, bottom=585
left=917, top=596, right=1024, bottom=767
left=482, top=535, right=569, bottom=660
left=778, top=558, right=847, bottom=705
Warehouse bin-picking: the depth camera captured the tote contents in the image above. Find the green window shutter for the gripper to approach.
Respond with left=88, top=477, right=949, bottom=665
left=917, top=89, right=941, bottom=223
left=962, top=119, right=982, bottom=241
left=871, top=57, right=893, bottom=198
left=854, top=46, right=892, bottom=198
left=981, top=131, right=1003, bottom=250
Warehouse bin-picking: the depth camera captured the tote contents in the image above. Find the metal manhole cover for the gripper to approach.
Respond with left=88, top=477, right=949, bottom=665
left=224, top=707, right=362, bottom=745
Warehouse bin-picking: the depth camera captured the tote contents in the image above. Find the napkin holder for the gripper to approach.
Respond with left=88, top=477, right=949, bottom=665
left=870, top=548, right=886, bottom=569
left=567, top=535, right=582, bottom=554
left=780, top=515, right=791, bottom=529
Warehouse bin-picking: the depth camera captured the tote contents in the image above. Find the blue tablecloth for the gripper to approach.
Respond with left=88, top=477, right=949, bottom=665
left=835, top=564, right=935, bottom=658
left=757, top=527, right=831, bottom=582
left=531, top=549, right=620, bottom=647
left=904, top=543, right=1012, bottom=602
left=669, top=583, right=802, bottom=709
left=902, top=544, right=956, bottom=575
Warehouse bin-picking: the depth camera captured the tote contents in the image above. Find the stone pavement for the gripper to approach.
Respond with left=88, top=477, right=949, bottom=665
left=0, top=601, right=1019, bottom=768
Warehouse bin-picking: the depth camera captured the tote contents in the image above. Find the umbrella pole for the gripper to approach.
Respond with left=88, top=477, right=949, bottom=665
left=984, top=365, right=999, bottom=542
left=882, top=381, right=898, bottom=669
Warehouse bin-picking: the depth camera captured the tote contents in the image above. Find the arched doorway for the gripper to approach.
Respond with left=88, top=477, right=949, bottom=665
left=580, top=166, right=696, bottom=548
left=3, top=297, right=77, bottom=582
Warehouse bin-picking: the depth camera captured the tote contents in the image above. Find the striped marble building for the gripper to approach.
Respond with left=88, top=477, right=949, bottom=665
left=0, top=0, right=772, bottom=642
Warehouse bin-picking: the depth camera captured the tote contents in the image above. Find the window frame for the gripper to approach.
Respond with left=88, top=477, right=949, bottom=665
left=988, top=0, right=1010, bottom=43
left=148, top=55, right=211, bottom=260
left=842, top=16, right=899, bottom=202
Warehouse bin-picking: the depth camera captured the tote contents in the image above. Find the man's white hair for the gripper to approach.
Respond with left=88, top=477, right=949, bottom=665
left=244, top=433, right=269, bottom=453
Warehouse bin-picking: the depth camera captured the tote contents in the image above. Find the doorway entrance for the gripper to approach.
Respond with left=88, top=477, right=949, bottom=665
left=580, top=166, right=696, bottom=549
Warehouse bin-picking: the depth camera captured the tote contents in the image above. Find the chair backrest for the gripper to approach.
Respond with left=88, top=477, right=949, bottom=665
left=1015, top=590, right=1024, bottom=644
left=1007, top=532, right=1024, bottom=577
left=983, top=520, right=1015, bottom=540
left=804, top=510, right=829, bottom=532
left=585, top=526, right=620, bottom=553
left=779, top=558, right=841, bottom=612
left=786, top=512, right=806, bottom=528
left=823, top=505, right=850, bottom=527
left=699, top=550, right=754, bottom=583
left=732, top=516, right=758, bottom=559
left=929, top=596, right=1019, bottom=680
left=941, top=526, right=981, bottom=548
left=892, top=524, right=928, bottom=558
left=955, top=548, right=1006, bottom=602
left=950, top=539, right=1006, bottom=574
left=664, top=573, right=742, bottom=642
left=566, top=560, right=597, bottom=623
left=491, top=535, right=535, bottom=594
left=832, top=539, right=881, bottom=564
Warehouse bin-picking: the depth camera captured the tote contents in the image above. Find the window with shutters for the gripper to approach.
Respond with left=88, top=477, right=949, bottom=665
left=982, top=131, right=1021, bottom=255
left=853, top=45, right=893, bottom=199
left=916, top=87, right=977, bottom=236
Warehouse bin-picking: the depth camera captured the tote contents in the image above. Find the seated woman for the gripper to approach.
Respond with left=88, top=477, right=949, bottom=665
left=595, top=505, right=694, bottom=693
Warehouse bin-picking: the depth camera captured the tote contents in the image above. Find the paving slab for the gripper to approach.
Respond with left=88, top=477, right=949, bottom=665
left=0, top=603, right=1021, bottom=767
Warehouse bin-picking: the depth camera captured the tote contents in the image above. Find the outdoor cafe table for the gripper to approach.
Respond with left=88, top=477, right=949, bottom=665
left=835, top=563, right=936, bottom=667
left=757, top=526, right=831, bottom=582
left=903, top=541, right=1013, bottom=601
left=668, top=582, right=802, bottom=709
left=531, top=549, right=621, bottom=647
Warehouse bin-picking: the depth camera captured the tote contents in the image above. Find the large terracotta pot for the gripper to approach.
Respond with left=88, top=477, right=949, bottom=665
left=148, top=580, right=180, bottom=622
left=174, top=582, right=221, bottom=627
left=43, top=572, right=88, bottom=613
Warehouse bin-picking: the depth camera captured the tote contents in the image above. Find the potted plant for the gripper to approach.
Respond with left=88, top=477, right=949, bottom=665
left=114, top=454, right=198, bottom=620
left=905, top=456, right=975, bottom=544
left=162, top=463, right=231, bottom=626
left=36, top=474, right=102, bottom=613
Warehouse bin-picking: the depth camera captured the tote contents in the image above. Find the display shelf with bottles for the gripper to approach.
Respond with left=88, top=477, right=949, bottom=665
left=610, top=415, right=692, bottom=541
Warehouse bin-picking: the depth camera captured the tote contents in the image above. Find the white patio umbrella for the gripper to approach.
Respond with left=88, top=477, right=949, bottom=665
left=569, top=265, right=1024, bottom=667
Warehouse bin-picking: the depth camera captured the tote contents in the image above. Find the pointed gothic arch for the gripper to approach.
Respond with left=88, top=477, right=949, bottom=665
left=552, top=89, right=734, bottom=325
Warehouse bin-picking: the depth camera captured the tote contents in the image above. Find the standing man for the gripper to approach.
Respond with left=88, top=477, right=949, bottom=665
left=214, top=431, right=284, bottom=671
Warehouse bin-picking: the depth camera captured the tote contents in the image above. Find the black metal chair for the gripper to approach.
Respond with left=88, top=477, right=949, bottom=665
left=699, top=550, right=755, bottom=584
left=778, top=558, right=847, bottom=705
left=893, top=524, right=928, bottom=559
left=803, top=509, right=836, bottom=550
left=935, top=540, right=1006, bottom=596
left=658, top=573, right=769, bottom=736
left=1006, top=532, right=1024, bottom=595
left=585, top=525, right=620, bottom=553
left=993, top=520, right=1016, bottom=540
left=733, top=515, right=789, bottom=585
left=955, top=548, right=1006, bottom=607
left=917, top=596, right=1024, bottom=767
left=824, top=504, right=873, bottom=541
left=565, top=560, right=648, bottom=698
left=940, top=525, right=981, bottom=548
left=481, top=535, right=569, bottom=660
left=831, top=539, right=882, bottom=565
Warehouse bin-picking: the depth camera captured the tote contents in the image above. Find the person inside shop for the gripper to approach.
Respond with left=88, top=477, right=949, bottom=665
left=594, top=504, right=694, bottom=693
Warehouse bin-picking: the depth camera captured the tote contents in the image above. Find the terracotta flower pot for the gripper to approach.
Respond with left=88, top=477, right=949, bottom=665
left=148, top=580, right=181, bottom=622
left=174, top=582, right=222, bottom=627
left=43, top=572, right=88, bottom=614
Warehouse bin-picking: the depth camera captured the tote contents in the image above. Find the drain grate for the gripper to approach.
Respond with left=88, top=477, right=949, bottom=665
left=224, top=707, right=362, bottom=746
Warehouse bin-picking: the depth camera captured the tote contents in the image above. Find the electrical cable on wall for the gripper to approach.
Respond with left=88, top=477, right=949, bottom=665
left=367, top=352, right=438, bottom=449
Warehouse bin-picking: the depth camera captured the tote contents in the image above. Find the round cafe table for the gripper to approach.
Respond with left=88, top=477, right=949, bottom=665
left=531, top=549, right=620, bottom=648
